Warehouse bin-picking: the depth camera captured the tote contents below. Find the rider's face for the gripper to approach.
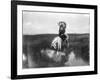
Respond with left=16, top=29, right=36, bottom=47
left=60, top=24, right=66, bottom=31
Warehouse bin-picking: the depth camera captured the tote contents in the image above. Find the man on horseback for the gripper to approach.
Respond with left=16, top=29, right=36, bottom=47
left=51, top=21, right=69, bottom=55
left=40, top=21, right=69, bottom=63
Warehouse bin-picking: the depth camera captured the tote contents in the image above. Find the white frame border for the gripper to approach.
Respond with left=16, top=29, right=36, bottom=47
left=17, top=5, right=95, bottom=75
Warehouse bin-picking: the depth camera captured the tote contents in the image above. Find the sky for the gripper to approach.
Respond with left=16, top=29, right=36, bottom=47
left=23, top=11, right=90, bottom=35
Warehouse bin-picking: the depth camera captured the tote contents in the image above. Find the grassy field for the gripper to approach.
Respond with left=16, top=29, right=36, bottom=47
left=22, top=34, right=89, bottom=68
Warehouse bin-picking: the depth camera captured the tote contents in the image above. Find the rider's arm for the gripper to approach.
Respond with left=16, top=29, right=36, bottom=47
left=65, top=33, right=69, bottom=40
